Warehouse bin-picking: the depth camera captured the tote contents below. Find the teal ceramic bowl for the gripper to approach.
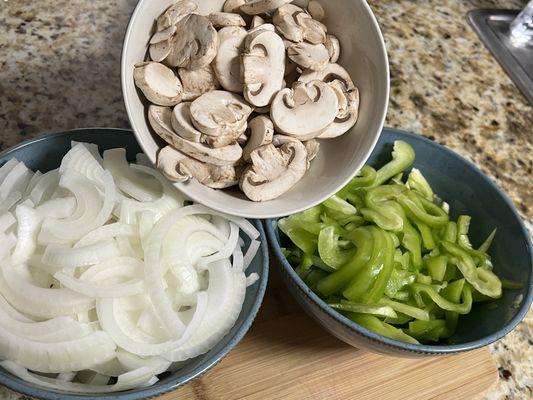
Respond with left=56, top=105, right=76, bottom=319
left=0, top=128, right=269, bottom=399
left=266, top=127, right=532, bottom=356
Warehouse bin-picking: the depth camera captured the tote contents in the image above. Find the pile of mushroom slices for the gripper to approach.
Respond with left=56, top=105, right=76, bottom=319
left=134, top=0, right=360, bottom=202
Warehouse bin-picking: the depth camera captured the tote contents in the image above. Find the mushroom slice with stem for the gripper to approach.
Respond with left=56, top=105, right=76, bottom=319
left=240, top=141, right=308, bottom=201
left=240, top=0, right=293, bottom=16
left=133, top=62, right=182, bottom=106
left=156, top=0, right=198, bottom=30
left=250, top=15, right=266, bottom=29
left=189, top=91, right=253, bottom=137
left=149, top=39, right=172, bottom=63
left=318, top=81, right=359, bottom=139
left=271, top=135, right=318, bottom=169
left=165, top=14, right=219, bottom=70
left=324, top=34, right=340, bottom=63
left=242, top=115, right=274, bottom=161
left=171, top=103, right=202, bottom=142
left=157, top=146, right=241, bottom=188
left=223, top=0, right=247, bottom=13
left=307, top=1, right=325, bottom=21
left=148, top=105, right=243, bottom=165
left=149, top=26, right=177, bottom=45
left=178, top=64, right=220, bottom=101
left=214, top=26, right=248, bottom=93
left=287, top=42, right=329, bottom=71
left=273, top=4, right=326, bottom=44
left=208, top=12, right=246, bottom=28
left=241, top=28, right=285, bottom=107
left=299, top=63, right=355, bottom=91
left=270, top=80, right=338, bottom=140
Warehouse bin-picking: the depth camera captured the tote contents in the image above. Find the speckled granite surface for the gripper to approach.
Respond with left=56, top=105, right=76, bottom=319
left=0, top=0, right=531, bottom=398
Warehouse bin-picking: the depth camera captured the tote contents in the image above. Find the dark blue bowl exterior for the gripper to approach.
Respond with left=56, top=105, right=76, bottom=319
left=0, top=128, right=270, bottom=399
left=266, top=127, right=533, bottom=357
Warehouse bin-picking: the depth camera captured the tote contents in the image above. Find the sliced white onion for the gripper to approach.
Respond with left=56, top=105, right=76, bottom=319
left=70, top=141, right=103, bottom=165
left=42, top=240, right=121, bottom=269
left=35, top=197, right=77, bottom=219
left=246, top=272, right=260, bottom=287
left=0, top=161, right=32, bottom=203
left=0, top=212, right=16, bottom=234
left=29, top=169, right=59, bottom=206
left=199, top=222, right=239, bottom=268
left=54, top=271, right=144, bottom=298
left=12, top=203, right=42, bottom=264
left=243, top=239, right=261, bottom=271
left=74, top=223, right=137, bottom=248
left=0, top=159, right=19, bottom=184
left=23, top=170, right=42, bottom=198
left=60, top=143, right=105, bottom=185
left=232, top=246, right=244, bottom=272
left=0, top=261, right=94, bottom=318
left=103, top=148, right=161, bottom=202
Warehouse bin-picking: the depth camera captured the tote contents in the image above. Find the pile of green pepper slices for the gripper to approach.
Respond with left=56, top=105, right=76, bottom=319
left=279, top=141, right=503, bottom=344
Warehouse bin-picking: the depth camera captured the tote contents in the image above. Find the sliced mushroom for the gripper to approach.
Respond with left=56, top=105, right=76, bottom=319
left=272, top=4, right=305, bottom=42
left=254, top=105, right=271, bottom=114
left=299, top=63, right=356, bottom=91
left=171, top=102, right=202, bottom=142
left=149, top=39, right=172, bottom=62
left=240, top=0, right=293, bottom=16
left=324, top=34, right=341, bottom=63
left=214, top=26, right=248, bottom=93
left=287, top=42, right=329, bottom=71
left=240, top=141, right=307, bottom=201
left=166, top=14, right=219, bottom=70
left=133, top=62, right=182, bottom=106
left=208, top=12, right=246, bottom=28
left=304, top=139, right=320, bottom=162
left=270, top=80, right=338, bottom=140
left=156, top=0, right=198, bottom=30
left=223, top=0, right=247, bottom=13
left=319, top=83, right=359, bottom=139
left=158, top=146, right=242, bottom=188
left=250, top=15, right=266, bottom=28
left=242, top=28, right=285, bottom=107
left=149, top=105, right=243, bottom=165
left=307, top=1, right=325, bottom=21
left=150, top=25, right=177, bottom=45
left=248, top=22, right=276, bottom=34
left=189, top=91, right=253, bottom=137
left=242, top=115, right=274, bottom=161
left=237, top=131, right=248, bottom=145
left=273, top=4, right=326, bottom=44
left=201, top=120, right=247, bottom=148
left=294, top=12, right=327, bottom=44
left=178, top=64, right=220, bottom=101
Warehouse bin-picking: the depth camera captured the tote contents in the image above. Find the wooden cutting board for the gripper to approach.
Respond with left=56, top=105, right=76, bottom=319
left=169, top=266, right=498, bottom=400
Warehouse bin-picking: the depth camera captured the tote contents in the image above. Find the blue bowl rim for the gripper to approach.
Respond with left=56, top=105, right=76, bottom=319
left=266, top=127, right=533, bottom=355
left=0, top=128, right=270, bottom=399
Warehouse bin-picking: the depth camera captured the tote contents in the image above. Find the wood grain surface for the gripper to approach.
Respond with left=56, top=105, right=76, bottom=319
left=168, top=267, right=498, bottom=400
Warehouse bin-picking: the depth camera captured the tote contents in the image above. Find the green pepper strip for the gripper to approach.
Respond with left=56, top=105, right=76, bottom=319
left=364, top=231, right=396, bottom=303
left=316, top=227, right=373, bottom=296
left=412, top=282, right=472, bottom=314
left=426, top=255, right=447, bottom=282
left=323, top=195, right=358, bottom=215
left=348, top=314, right=420, bottom=344
left=416, top=221, right=437, bottom=250
left=329, top=301, right=397, bottom=318
left=443, top=221, right=457, bottom=242
left=378, top=297, right=430, bottom=321
left=294, top=253, right=314, bottom=278
left=478, top=228, right=497, bottom=253
left=407, top=168, right=434, bottom=201
left=441, top=241, right=502, bottom=298
left=439, top=278, right=465, bottom=337
left=373, top=141, right=416, bottom=187
left=338, top=165, right=377, bottom=197
left=318, top=226, right=355, bottom=270
left=361, top=185, right=406, bottom=232
left=457, top=215, right=472, bottom=248
left=278, top=218, right=317, bottom=255
left=398, top=192, right=448, bottom=228
left=501, top=279, right=523, bottom=290
left=343, top=227, right=387, bottom=302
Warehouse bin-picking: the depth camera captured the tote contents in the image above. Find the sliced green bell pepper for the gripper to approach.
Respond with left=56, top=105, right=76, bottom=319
left=349, top=314, right=419, bottom=344
left=373, top=141, right=416, bottom=186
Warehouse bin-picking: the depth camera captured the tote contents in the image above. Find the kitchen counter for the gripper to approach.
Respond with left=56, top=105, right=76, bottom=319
left=0, top=0, right=531, bottom=398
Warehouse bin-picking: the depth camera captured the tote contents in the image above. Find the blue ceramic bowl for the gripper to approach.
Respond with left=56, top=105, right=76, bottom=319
left=266, top=127, right=532, bottom=357
left=0, top=128, right=269, bottom=399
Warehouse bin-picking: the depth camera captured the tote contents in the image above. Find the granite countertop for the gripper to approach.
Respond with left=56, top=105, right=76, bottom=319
left=0, top=0, right=531, bottom=398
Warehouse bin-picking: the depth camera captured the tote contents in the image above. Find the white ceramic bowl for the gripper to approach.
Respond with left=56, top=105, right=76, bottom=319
left=121, top=0, right=389, bottom=219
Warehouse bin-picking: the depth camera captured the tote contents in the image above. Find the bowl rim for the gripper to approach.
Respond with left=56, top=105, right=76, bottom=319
left=0, top=128, right=270, bottom=399
left=120, top=0, right=390, bottom=219
left=266, top=127, right=533, bottom=355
